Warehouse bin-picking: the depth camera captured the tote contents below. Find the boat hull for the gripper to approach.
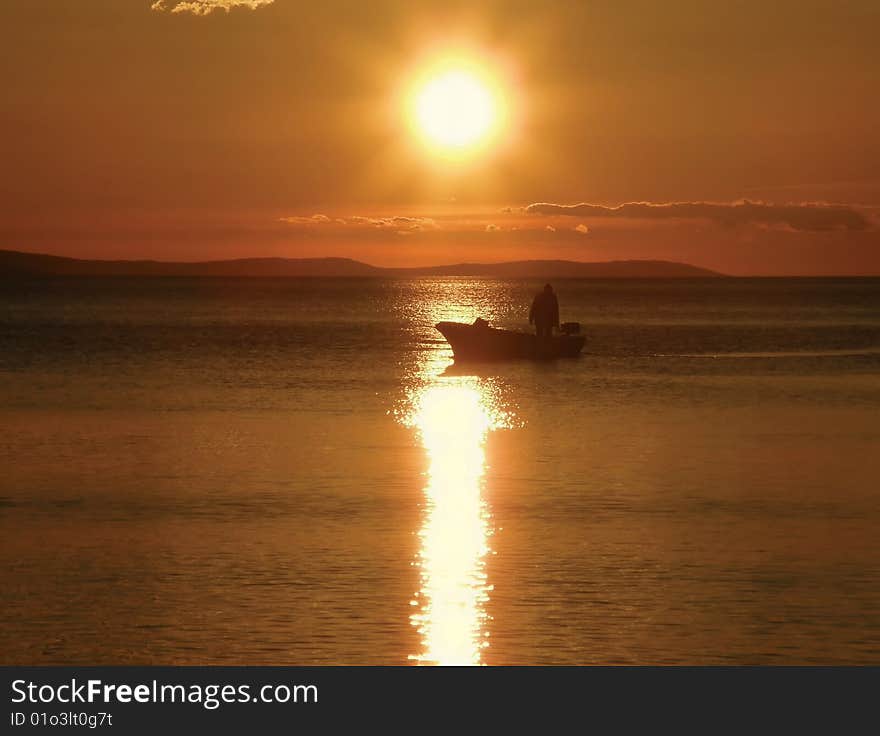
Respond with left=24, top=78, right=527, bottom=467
left=436, top=321, right=586, bottom=361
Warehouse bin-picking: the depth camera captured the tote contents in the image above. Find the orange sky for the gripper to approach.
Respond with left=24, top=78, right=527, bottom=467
left=1, top=0, right=879, bottom=274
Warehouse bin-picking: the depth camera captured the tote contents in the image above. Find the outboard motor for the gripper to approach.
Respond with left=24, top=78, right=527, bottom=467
left=560, top=322, right=580, bottom=335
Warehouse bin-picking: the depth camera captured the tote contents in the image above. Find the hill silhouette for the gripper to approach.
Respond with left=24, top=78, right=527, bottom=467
left=0, top=250, right=722, bottom=278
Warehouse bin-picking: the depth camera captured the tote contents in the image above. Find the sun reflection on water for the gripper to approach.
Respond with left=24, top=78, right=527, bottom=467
left=390, top=280, right=519, bottom=664
left=400, top=356, right=514, bottom=665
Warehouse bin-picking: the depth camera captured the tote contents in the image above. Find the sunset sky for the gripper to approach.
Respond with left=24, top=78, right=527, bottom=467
left=2, top=0, right=878, bottom=274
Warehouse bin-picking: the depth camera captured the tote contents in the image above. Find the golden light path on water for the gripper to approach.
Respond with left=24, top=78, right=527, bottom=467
left=398, top=295, right=516, bottom=666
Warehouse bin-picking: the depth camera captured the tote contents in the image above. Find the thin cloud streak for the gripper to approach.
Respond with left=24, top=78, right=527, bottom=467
left=526, top=201, right=872, bottom=232
left=151, top=0, right=274, bottom=15
left=280, top=215, right=439, bottom=231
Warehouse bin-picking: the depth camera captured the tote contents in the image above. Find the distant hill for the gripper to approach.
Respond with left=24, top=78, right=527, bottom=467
left=0, top=250, right=382, bottom=277
left=0, top=250, right=722, bottom=278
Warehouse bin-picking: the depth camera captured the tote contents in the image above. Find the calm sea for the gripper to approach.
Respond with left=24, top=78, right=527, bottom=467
left=2, top=277, right=879, bottom=664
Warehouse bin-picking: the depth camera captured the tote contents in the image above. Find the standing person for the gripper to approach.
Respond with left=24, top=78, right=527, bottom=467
left=529, top=283, right=559, bottom=338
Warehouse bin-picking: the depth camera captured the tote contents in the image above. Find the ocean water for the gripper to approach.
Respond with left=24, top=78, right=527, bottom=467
left=1, top=276, right=879, bottom=665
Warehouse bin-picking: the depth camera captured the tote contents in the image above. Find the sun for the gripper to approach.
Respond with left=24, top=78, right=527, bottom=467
left=406, top=59, right=507, bottom=159
left=415, top=70, right=495, bottom=148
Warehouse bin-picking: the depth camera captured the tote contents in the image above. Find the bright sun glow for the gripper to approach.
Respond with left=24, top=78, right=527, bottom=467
left=407, top=59, right=506, bottom=158
left=415, top=71, right=494, bottom=147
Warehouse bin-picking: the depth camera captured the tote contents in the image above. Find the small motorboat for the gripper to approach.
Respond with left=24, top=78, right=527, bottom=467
left=436, top=319, right=586, bottom=362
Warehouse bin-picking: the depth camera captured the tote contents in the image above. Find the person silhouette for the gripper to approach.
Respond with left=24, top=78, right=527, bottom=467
left=529, top=283, right=559, bottom=338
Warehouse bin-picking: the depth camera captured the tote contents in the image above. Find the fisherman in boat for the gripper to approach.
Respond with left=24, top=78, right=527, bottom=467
left=529, top=283, right=560, bottom=338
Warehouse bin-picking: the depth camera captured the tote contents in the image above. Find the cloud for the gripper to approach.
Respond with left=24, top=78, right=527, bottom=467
left=574, top=224, right=590, bottom=234
left=525, top=200, right=871, bottom=232
left=151, top=0, right=274, bottom=15
left=280, top=214, right=439, bottom=232
left=278, top=214, right=331, bottom=226
left=545, top=225, right=556, bottom=232
left=347, top=216, right=380, bottom=226
left=344, top=216, right=438, bottom=230
left=387, top=216, right=438, bottom=231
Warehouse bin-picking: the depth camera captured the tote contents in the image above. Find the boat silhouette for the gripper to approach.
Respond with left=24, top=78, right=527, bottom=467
left=436, top=319, right=586, bottom=361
